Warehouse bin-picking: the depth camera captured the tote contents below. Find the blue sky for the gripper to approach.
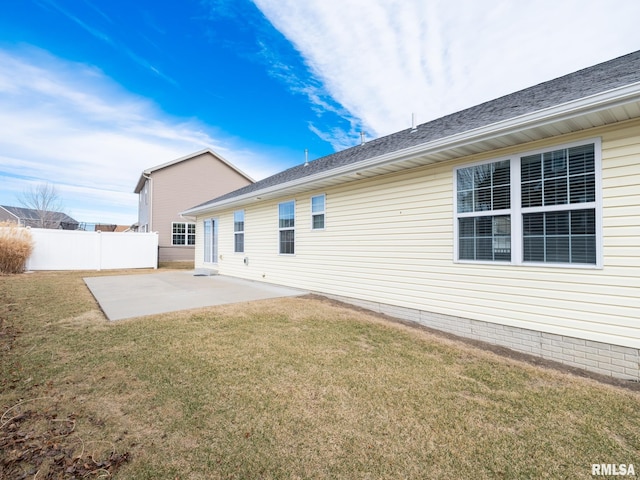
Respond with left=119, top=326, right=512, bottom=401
left=1, top=0, right=639, bottom=225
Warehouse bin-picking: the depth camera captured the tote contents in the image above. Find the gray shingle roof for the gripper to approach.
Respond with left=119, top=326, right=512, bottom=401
left=1, top=205, right=78, bottom=228
left=193, top=49, right=640, bottom=210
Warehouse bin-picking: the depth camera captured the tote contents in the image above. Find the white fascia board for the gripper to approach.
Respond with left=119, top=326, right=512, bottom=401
left=183, top=82, right=640, bottom=217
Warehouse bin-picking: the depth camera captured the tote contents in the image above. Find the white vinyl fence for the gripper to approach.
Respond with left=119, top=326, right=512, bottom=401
left=25, top=228, right=158, bottom=271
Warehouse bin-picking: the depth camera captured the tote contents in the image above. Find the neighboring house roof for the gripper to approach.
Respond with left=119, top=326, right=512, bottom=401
left=134, top=148, right=255, bottom=193
left=184, top=49, right=640, bottom=216
left=91, top=224, right=131, bottom=232
left=0, top=205, right=79, bottom=228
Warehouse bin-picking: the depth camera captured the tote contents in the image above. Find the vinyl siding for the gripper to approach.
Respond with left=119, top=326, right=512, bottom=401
left=150, top=152, right=252, bottom=262
left=195, top=120, right=640, bottom=349
left=137, top=179, right=150, bottom=231
left=159, top=246, right=195, bottom=262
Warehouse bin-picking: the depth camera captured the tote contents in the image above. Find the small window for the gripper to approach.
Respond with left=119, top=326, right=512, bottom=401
left=278, top=200, right=295, bottom=254
left=234, top=210, right=245, bottom=253
left=311, top=194, right=325, bottom=229
left=172, top=222, right=195, bottom=246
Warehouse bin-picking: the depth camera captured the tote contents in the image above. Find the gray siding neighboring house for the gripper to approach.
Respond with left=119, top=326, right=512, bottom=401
left=0, top=205, right=79, bottom=229
left=134, top=149, right=254, bottom=263
left=183, top=50, right=640, bottom=381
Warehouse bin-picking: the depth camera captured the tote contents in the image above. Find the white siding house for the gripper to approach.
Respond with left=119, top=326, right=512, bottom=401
left=183, top=51, right=640, bottom=381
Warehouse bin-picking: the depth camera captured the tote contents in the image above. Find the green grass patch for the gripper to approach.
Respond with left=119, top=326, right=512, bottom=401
left=1, top=271, right=639, bottom=478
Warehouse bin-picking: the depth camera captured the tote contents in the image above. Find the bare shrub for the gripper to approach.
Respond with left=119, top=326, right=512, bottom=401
left=0, top=221, right=34, bottom=274
left=19, top=182, right=66, bottom=229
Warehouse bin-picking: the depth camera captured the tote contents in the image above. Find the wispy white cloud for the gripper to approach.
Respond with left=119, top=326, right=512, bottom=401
left=36, top=0, right=178, bottom=86
left=0, top=47, right=282, bottom=224
left=200, top=0, right=363, bottom=151
left=82, top=0, right=114, bottom=25
left=307, top=122, right=359, bottom=152
left=253, top=0, right=640, bottom=140
left=36, top=0, right=115, bottom=46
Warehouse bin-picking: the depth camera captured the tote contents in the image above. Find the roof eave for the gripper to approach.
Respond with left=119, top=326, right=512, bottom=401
left=0, top=206, right=20, bottom=221
left=133, top=173, right=149, bottom=194
left=182, top=82, right=640, bottom=217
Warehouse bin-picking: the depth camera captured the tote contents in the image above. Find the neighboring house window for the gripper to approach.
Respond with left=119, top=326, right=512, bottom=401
left=234, top=210, right=245, bottom=253
left=311, top=194, right=325, bottom=229
left=455, top=140, right=600, bottom=266
left=278, top=200, right=295, bottom=254
left=172, top=222, right=196, bottom=246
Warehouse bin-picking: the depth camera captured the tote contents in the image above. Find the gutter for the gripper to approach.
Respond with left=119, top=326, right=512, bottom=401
left=182, top=81, right=640, bottom=217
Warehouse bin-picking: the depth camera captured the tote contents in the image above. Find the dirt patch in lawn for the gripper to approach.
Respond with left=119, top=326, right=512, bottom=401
left=1, top=401, right=130, bottom=479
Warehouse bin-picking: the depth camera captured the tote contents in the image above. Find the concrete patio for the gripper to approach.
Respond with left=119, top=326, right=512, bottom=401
left=84, top=271, right=306, bottom=321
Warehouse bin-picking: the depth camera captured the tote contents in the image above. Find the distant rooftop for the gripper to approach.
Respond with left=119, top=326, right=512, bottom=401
left=1, top=205, right=79, bottom=229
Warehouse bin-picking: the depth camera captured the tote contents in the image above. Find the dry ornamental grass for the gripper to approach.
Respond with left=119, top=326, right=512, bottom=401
left=1, top=270, right=639, bottom=479
left=0, top=222, right=33, bottom=274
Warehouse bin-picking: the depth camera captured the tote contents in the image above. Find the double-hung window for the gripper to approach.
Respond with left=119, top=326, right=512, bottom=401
left=234, top=210, right=245, bottom=253
left=311, top=194, right=325, bottom=229
left=455, top=140, right=600, bottom=267
left=172, top=222, right=196, bottom=246
left=278, top=200, right=295, bottom=254
left=456, top=160, right=511, bottom=261
left=520, top=144, right=597, bottom=264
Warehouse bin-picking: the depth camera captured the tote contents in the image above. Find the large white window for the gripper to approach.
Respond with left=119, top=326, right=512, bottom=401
left=454, top=139, right=601, bottom=267
left=234, top=210, right=245, bottom=253
left=311, top=194, right=325, bottom=230
left=172, top=222, right=195, bottom=246
left=278, top=200, right=295, bottom=254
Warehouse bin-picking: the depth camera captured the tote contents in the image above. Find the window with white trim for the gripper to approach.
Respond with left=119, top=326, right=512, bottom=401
left=172, top=222, right=195, bottom=246
left=311, top=194, right=325, bottom=229
left=456, top=160, right=511, bottom=261
left=278, top=200, right=295, bottom=254
left=234, top=210, right=245, bottom=253
left=455, top=140, right=600, bottom=266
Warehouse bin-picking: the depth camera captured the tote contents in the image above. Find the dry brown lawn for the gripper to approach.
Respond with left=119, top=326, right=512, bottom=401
left=1, top=270, right=639, bottom=479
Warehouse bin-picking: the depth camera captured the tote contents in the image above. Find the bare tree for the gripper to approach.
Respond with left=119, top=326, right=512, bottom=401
left=18, top=183, right=66, bottom=229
